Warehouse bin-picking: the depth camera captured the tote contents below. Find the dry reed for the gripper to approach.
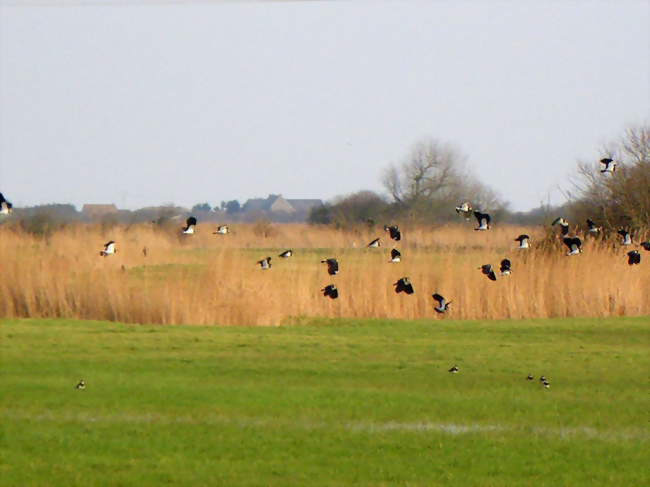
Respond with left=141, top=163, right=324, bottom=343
left=1, top=222, right=648, bottom=325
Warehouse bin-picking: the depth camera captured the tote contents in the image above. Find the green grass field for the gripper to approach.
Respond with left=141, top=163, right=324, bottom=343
left=1, top=316, right=649, bottom=486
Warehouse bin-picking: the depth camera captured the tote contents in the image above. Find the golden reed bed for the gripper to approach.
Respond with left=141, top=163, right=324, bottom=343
left=1, top=223, right=648, bottom=325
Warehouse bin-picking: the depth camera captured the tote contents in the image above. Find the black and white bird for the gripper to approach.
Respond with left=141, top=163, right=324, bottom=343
left=0, top=192, right=13, bottom=215
left=499, top=259, right=512, bottom=276
left=257, top=256, right=272, bottom=270
left=515, top=234, right=530, bottom=249
left=182, top=216, right=197, bottom=235
left=393, top=277, right=414, bottom=295
left=100, top=241, right=117, bottom=257
left=479, top=264, right=497, bottom=281
left=213, top=225, right=229, bottom=235
left=384, top=225, right=401, bottom=241
left=321, top=284, right=339, bottom=299
left=539, top=375, right=547, bottom=383
left=367, top=238, right=381, bottom=248
left=432, top=293, right=451, bottom=314
left=552, top=217, right=569, bottom=236
left=473, top=211, right=491, bottom=231
left=389, top=248, right=401, bottom=263
left=278, top=250, right=293, bottom=258
left=448, top=365, right=459, bottom=373
left=321, top=258, right=339, bottom=275
left=455, top=201, right=473, bottom=219
left=618, top=229, right=632, bottom=246
left=526, top=374, right=534, bottom=381
left=627, top=250, right=641, bottom=265
left=586, top=219, right=601, bottom=235
left=563, top=236, right=582, bottom=256
left=640, top=241, right=650, bottom=251
left=76, top=379, right=86, bottom=390
left=600, top=158, right=617, bottom=173
left=542, top=379, right=550, bottom=389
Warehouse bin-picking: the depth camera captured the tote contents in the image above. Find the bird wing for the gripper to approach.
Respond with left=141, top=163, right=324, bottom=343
left=186, top=216, right=197, bottom=226
left=432, top=293, right=445, bottom=306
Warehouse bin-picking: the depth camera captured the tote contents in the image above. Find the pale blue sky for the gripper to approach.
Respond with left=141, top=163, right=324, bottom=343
left=1, top=0, right=648, bottom=211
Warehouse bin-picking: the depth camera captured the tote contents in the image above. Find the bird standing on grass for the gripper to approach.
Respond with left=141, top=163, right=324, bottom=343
left=384, top=225, right=401, bottom=241
left=0, top=192, right=12, bottom=215
left=479, top=264, right=497, bottom=281
left=321, top=284, right=338, bottom=299
left=432, top=293, right=451, bottom=314
left=473, top=211, right=491, bottom=231
left=600, top=158, right=617, bottom=173
left=278, top=250, right=293, bottom=258
left=76, top=380, right=86, bottom=390
left=393, top=277, right=414, bottom=295
left=563, top=237, right=582, bottom=256
left=182, top=217, right=197, bottom=235
left=627, top=250, right=641, bottom=265
left=213, top=225, right=229, bottom=235
left=100, top=241, right=117, bottom=257
left=367, top=238, right=381, bottom=248
left=515, top=235, right=530, bottom=249
left=321, top=258, right=339, bottom=275
left=389, top=248, right=401, bottom=263
left=257, top=257, right=272, bottom=270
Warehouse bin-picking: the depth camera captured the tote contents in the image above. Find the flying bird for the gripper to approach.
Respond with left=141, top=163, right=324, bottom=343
left=640, top=241, right=650, bottom=251
left=499, top=259, right=512, bottom=276
left=257, top=257, right=272, bottom=270
left=618, top=229, right=632, bottom=246
left=321, top=284, right=339, bottom=299
left=389, top=248, right=401, bottom=263
left=586, top=219, right=601, bottom=234
left=600, top=158, right=617, bottom=173
left=321, top=258, right=339, bottom=275
left=278, top=250, right=293, bottom=258
left=182, top=216, right=197, bottom=234
left=552, top=217, right=569, bottom=236
left=455, top=201, right=473, bottom=219
left=473, top=211, right=491, bottom=231
left=384, top=225, right=401, bottom=241
left=100, top=241, right=117, bottom=257
left=76, top=379, right=86, bottom=390
left=542, top=379, right=550, bottom=389
left=448, top=365, right=459, bottom=373
left=432, top=293, right=451, bottom=314
left=563, top=237, right=582, bottom=256
left=0, top=192, right=12, bottom=215
left=479, top=264, right=497, bottom=281
left=526, top=374, right=534, bottom=381
left=515, top=234, right=530, bottom=249
left=393, top=277, right=414, bottom=295
left=213, top=225, right=229, bottom=235
left=367, top=238, right=381, bottom=248
left=627, top=250, right=641, bottom=265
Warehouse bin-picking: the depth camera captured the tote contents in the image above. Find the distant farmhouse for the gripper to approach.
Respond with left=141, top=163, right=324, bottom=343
left=240, top=195, right=323, bottom=222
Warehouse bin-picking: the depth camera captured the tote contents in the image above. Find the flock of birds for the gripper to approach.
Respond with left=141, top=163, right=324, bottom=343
left=2, top=157, right=646, bottom=391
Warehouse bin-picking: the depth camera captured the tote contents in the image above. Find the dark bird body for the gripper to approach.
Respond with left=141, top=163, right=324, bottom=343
left=321, top=284, right=339, bottom=299
left=480, top=264, right=497, bottom=281
left=473, top=211, right=491, bottom=231
left=390, top=248, right=401, bottom=263
left=257, top=257, right=272, bottom=270
left=384, top=225, right=401, bottom=241
left=432, top=293, right=451, bottom=313
left=321, top=258, right=339, bottom=275
left=627, top=250, right=641, bottom=265
left=394, top=277, right=414, bottom=294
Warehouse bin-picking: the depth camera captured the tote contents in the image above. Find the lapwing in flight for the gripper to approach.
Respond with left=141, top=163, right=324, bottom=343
left=479, top=264, right=497, bottom=281
left=473, top=211, right=491, bottom=231
left=455, top=201, right=473, bottom=219
left=500, top=259, right=512, bottom=276
left=552, top=217, right=569, bottom=236
left=76, top=379, right=86, bottom=390
left=384, top=225, right=401, bottom=241
left=100, top=241, right=117, bottom=257
left=279, top=250, right=293, bottom=258
left=432, top=293, right=451, bottom=314
left=321, top=258, right=339, bottom=275
left=390, top=248, right=401, bottom=263
left=257, top=257, right=272, bottom=270
left=393, top=277, right=414, bottom=295
left=182, top=216, right=197, bottom=234
left=627, top=250, right=641, bottom=265
left=563, top=236, right=582, bottom=256
left=515, top=234, right=530, bottom=249
left=641, top=241, right=650, bottom=251
left=367, top=238, right=381, bottom=248
left=586, top=219, right=601, bottom=235
left=321, top=284, right=339, bottom=299
left=600, top=158, right=617, bottom=173
left=618, top=229, right=632, bottom=246
left=448, top=365, right=459, bottom=373
left=0, top=192, right=12, bottom=215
